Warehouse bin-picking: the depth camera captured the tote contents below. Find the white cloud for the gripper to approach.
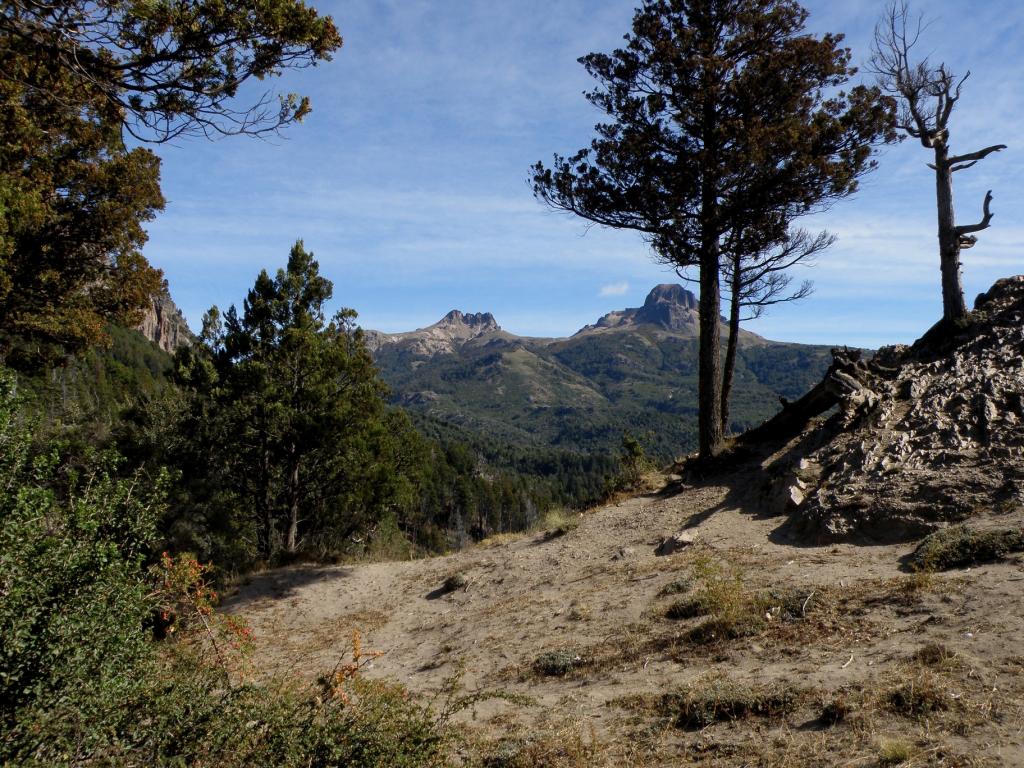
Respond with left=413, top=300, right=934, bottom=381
left=599, top=282, right=629, bottom=297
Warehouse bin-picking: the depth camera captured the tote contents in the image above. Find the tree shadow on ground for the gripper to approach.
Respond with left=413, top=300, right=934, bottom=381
left=656, top=415, right=895, bottom=549
left=226, top=565, right=353, bottom=608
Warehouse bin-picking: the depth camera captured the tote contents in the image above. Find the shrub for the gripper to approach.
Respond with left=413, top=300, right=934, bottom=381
left=603, top=432, right=655, bottom=495
left=0, top=370, right=449, bottom=767
left=660, top=676, right=800, bottom=729
left=908, top=525, right=1024, bottom=571
left=533, top=650, right=585, bottom=677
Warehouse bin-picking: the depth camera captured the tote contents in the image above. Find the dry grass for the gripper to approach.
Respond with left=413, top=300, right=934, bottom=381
left=877, top=738, right=914, bottom=765
left=532, top=508, right=581, bottom=539
left=478, top=532, right=524, bottom=549
left=467, top=719, right=606, bottom=768
left=619, top=674, right=803, bottom=730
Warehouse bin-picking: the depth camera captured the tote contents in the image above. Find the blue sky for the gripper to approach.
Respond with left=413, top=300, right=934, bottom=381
left=144, top=0, right=1024, bottom=347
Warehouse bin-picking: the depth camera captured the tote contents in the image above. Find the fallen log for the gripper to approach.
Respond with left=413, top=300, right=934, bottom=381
left=737, top=349, right=877, bottom=447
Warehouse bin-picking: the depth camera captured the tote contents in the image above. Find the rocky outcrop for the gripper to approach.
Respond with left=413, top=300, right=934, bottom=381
left=584, top=284, right=700, bottom=334
left=136, top=287, right=193, bottom=353
left=635, top=284, right=700, bottom=329
left=577, top=283, right=763, bottom=343
left=364, top=309, right=503, bottom=356
left=763, top=276, right=1024, bottom=543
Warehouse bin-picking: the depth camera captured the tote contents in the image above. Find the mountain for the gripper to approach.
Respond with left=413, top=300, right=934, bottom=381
left=367, top=285, right=838, bottom=459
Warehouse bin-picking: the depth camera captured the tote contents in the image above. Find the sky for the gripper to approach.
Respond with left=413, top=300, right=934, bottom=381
left=143, top=0, right=1024, bottom=347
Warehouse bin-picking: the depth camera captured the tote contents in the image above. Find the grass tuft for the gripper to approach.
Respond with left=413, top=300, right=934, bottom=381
left=657, top=577, right=692, bottom=597
left=532, top=650, right=585, bottom=677
left=661, top=676, right=800, bottom=729
left=819, top=693, right=853, bottom=726
left=885, top=669, right=950, bottom=716
left=877, top=738, right=914, bottom=765
left=912, top=642, right=958, bottom=668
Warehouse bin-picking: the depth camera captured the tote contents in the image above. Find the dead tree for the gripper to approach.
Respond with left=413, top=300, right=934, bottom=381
left=871, top=1, right=1006, bottom=323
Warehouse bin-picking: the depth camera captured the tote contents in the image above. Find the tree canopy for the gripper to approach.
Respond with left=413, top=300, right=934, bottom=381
left=533, top=0, right=894, bottom=457
left=173, top=242, right=409, bottom=562
left=0, top=0, right=340, bottom=366
left=0, top=0, right=341, bottom=142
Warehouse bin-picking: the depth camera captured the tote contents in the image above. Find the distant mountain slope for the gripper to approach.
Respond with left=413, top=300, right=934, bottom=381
left=367, top=285, right=838, bottom=459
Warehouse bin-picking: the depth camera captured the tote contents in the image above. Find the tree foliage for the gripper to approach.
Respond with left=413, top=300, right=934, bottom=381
left=533, top=0, right=894, bottom=457
left=0, top=0, right=340, bottom=365
left=172, top=241, right=403, bottom=563
left=0, top=369, right=448, bottom=766
left=0, top=0, right=341, bottom=142
left=0, top=50, right=165, bottom=364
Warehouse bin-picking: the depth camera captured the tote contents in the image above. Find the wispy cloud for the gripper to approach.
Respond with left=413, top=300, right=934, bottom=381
left=144, top=0, right=1024, bottom=346
left=599, top=282, right=629, bottom=297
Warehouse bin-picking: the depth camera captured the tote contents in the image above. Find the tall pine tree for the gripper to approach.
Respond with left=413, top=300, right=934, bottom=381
left=176, top=241, right=399, bottom=562
left=533, top=0, right=894, bottom=458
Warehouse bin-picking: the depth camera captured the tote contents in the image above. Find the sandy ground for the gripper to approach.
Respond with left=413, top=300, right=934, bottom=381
left=227, top=473, right=1024, bottom=766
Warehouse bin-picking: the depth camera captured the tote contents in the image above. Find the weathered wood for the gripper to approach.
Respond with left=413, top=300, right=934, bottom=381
left=738, top=351, right=876, bottom=446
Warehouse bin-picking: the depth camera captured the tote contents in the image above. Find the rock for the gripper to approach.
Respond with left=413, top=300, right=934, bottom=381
left=611, top=546, right=636, bottom=561
left=136, top=286, right=193, bottom=352
left=655, top=531, right=698, bottom=556
left=774, top=275, right=1024, bottom=543
left=787, top=485, right=806, bottom=508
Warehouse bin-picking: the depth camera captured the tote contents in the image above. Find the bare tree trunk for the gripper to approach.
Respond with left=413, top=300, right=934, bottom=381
left=720, top=253, right=742, bottom=435
left=698, top=239, right=724, bottom=458
left=285, top=444, right=300, bottom=554
left=258, top=429, right=274, bottom=562
left=934, top=144, right=967, bottom=322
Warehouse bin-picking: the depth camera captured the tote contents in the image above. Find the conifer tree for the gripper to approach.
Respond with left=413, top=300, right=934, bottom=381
left=178, top=242, right=395, bottom=561
left=533, top=0, right=894, bottom=458
left=0, top=1, right=341, bottom=364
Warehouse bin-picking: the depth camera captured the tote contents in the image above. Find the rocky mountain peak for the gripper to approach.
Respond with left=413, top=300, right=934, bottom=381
left=643, top=284, right=698, bottom=311
left=636, top=284, right=699, bottom=329
left=363, top=309, right=502, bottom=356
left=583, top=283, right=701, bottom=334
left=437, top=310, right=500, bottom=333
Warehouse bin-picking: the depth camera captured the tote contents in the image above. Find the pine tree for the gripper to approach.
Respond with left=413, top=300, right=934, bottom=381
left=532, top=0, right=894, bottom=458
left=178, top=242, right=397, bottom=561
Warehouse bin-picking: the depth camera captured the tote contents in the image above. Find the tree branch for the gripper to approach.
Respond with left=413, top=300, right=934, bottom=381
left=947, top=144, right=1007, bottom=166
left=955, top=190, right=995, bottom=237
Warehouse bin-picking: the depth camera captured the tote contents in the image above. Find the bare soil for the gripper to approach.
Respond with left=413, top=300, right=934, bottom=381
left=227, top=473, right=1024, bottom=766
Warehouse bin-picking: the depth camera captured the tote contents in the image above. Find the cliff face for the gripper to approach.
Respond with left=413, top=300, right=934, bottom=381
left=136, top=288, right=193, bottom=353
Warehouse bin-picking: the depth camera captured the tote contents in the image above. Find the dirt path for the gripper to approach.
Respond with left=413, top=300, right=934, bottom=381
left=228, top=477, right=1024, bottom=766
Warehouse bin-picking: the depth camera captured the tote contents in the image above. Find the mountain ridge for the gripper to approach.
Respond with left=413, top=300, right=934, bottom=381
left=364, top=284, right=764, bottom=356
left=365, top=284, right=840, bottom=458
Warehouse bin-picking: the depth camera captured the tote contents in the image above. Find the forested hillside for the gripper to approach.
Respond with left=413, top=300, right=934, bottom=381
left=371, top=286, right=839, bottom=459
